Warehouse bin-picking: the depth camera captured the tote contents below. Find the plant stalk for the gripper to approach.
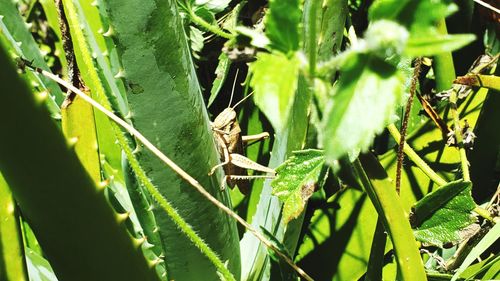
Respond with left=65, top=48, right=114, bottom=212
left=387, top=124, right=447, bottom=186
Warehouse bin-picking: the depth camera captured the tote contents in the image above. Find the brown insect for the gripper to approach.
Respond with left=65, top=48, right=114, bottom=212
left=208, top=71, right=275, bottom=195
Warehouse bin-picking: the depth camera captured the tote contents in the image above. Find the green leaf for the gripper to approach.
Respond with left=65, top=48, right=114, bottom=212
left=411, top=180, right=476, bottom=247
left=271, top=150, right=325, bottom=223
left=189, top=25, right=205, bottom=59
left=265, top=0, right=301, bottom=53
left=103, top=0, right=241, bottom=279
left=195, top=0, right=231, bottom=13
left=405, top=34, right=476, bottom=56
left=369, top=0, right=456, bottom=34
left=322, top=54, right=404, bottom=165
left=194, top=6, right=216, bottom=25
left=358, top=154, right=427, bottom=281
left=0, top=40, right=161, bottom=281
left=207, top=53, right=231, bottom=107
left=249, top=52, right=300, bottom=134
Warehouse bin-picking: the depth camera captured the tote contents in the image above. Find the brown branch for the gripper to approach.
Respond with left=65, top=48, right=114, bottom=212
left=396, top=58, right=422, bottom=194
left=55, top=0, right=84, bottom=105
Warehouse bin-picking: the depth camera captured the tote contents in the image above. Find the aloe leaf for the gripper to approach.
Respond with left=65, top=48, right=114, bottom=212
left=0, top=41, right=160, bottom=281
left=61, top=97, right=101, bottom=181
left=62, top=0, right=129, bottom=117
left=102, top=0, right=240, bottom=279
left=0, top=173, right=28, bottom=281
left=0, top=0, right=63, bottom=117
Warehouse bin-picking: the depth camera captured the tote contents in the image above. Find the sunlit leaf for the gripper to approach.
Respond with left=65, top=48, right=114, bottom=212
left=411, top=180, right=477, bottom=247
left=271, top=150, right=325, bottom=223
left=249, top=52, right=299, bottom=134
left=265, top=0, right=301, bottom=53
left=322, top=54, right=404, bottom=164
left=405, top=34, right=476, bottom=56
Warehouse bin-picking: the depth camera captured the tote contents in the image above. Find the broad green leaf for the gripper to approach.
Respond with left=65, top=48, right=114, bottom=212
left=265, top=0, right=301, bottom=54
left=411, top=180, right=477, bottom=247
left=0, top=41, right=161, bottom=281
left=322, top=54, right=404, bottom=165
left=102, top=0, right=240, bottom=279
left=405, top=34, right=476, bottom=56
left=271, top=150, right=325, bottom=223
left=250, top=52, right=300, bottom=135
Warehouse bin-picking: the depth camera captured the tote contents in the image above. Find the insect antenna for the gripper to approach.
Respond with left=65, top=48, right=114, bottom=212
left=227, top=68, right=239, bottom=108
left=232, top=91, right=254, bottom=109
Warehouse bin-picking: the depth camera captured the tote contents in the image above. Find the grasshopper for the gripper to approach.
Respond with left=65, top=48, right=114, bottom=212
left=209, top=71, right=275, bottom=195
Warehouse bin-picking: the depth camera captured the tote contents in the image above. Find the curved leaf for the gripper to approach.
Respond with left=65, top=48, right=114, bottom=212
left=0, top=39, right=160, bottom=281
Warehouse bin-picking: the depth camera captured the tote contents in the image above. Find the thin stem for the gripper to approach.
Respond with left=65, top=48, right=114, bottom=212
left=188, top=10, right=232, bottom=39
left=473, top=0, right=500, bottom=14
left=27, top=65, right=313, bottom=281
left=396, top=58, right=422, bottom=194
left=387, top=124, right=447, bottom=186
left=449, top=88, right=471, bottom=181
left=454, top=74, right=500, bottom=91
